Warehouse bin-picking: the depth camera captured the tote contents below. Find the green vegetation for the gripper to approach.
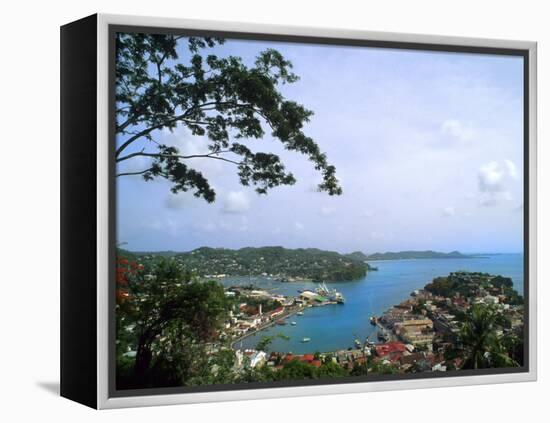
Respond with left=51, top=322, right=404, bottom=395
left=137, top=246, right=369, bottom=282
left=115, top=33, right=341, bottom=200
left=117, top=257, right=524, bottom=389
left=424, top=271, right=523, bottom=304
left=116, top=254, right=233, bottom=388
left=459, top=304, right=520, bottom=369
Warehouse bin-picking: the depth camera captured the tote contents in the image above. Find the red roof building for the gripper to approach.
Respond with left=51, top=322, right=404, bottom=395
left=300, top=354, right=315, bottom=362
left=375, top=342, right=407, bottom=358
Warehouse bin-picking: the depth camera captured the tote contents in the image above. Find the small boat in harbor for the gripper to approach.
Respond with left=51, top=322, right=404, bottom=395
left=354, top=338, right=362, bottom=349
left=276, top=319, right=287, bottom=325
left=297, top=311, right=304, bottom=316
left=291, top=321, right=297, bottom=326
left=369, top=316, right=377, bottom=325
left=301, top=337, right=311, bottom=343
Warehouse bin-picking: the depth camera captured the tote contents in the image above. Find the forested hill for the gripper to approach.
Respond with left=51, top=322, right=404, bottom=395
left=365, top=250, right=474, bottom=261
left=134, top=246, right=370, bottom=282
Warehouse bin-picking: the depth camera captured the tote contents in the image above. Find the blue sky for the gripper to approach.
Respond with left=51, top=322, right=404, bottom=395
left=116, top=37, right=524, bottom=254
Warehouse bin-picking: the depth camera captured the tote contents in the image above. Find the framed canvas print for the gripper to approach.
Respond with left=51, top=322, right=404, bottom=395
left=60, top=14, right=537, bottom=409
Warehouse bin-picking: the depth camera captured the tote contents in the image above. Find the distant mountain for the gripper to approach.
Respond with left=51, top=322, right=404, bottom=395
left=344, top=251, right=369, bottom=261
left=134, top=246, right=370, bottom=282
left=365, top=250, right=473, bottom=261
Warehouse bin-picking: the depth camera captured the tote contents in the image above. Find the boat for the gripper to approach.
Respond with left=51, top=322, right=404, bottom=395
left=301, top=337, right=311, bottom=343
left=297, top=311, right=304, bottom=316
left=315, top=282, right=346, bottom=304
left=369, top=316, right=377, bottom=325
left=354, top=338, right=362, bottom=349
left=291, top=321, right=297, bottom=326
left=276, top=319, right=286, bottom=326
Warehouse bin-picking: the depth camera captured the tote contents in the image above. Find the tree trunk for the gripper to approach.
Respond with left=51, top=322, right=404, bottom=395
left=135, top=336, right=153, bottom=377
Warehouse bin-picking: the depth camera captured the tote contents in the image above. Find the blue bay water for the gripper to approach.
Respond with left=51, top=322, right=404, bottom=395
left=222, top=254, right=524, bottom=354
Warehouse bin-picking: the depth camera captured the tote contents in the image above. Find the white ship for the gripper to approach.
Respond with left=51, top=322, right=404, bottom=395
left=315, top=282, right=345, bottom=304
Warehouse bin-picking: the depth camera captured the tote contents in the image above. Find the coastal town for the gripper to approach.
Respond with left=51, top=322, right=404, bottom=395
left=116, top=249, right=525, bottom=389
left=223, top=271, right=524, bottom=375
left=223, top=282, right=345, bottom=341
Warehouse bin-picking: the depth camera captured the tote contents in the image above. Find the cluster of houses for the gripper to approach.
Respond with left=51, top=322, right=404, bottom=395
left=223, top=285, right=342, bottom=339
left=370, top=276, right=524, bottom=372
left=235, top=344, right=448, bottom=373
left=227, top=272, right=524, bottom=375
left=223, top=287, right=300, bottom=339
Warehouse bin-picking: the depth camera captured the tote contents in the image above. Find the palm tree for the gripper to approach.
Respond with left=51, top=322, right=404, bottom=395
left=459, top=304, right=517, bottom=369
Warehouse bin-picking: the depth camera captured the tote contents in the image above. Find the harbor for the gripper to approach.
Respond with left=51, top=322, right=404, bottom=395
left=231, top=268, right=524, bottom=375
left=225, top=254, right=523, bottom=354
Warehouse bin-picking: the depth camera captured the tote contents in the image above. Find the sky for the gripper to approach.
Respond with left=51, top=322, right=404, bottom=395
left=116, top=36, right=524, bottom=254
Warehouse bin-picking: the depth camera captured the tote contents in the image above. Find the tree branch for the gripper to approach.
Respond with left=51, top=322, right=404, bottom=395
left=116, top=168, right=154, bottom=177
left=115, top=101, right=265, bottom=157
left=116, top=152, right=242, bottom=166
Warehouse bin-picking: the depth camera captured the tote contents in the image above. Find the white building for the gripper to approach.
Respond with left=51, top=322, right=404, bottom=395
left=249, top=351, right=267, bottom=368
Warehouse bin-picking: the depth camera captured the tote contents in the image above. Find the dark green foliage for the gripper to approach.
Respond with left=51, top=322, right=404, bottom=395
left=491, top=275, right=514, bottom=288
left=459, top=304, right=518, bottom=370
left=170, top=246, right=369, bottom=281
left=424, top=276, right=455, bottom=297
left=273, top=360, right=346, bottom=380
left=424, top=271, right=523, bottom=303
left=368, top=361, right=399, bottom=375
left=115, top=33, right=342, bottom=200
left=116, top=255, right=232, bottom=388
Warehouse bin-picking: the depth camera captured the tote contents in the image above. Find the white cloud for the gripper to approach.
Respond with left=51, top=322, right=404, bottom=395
left=165, top=192, right=194, bottom=209
left=222, top=191, right=251, bottom=214
left=478, top=161, right=506, bottom=193
left=442, top=206, right=455, bottom=217
left=295, top=222, right=304, bottom=231
left=441, top=119, right=474, bottom=142
left=168, top=128, right=224, bottom=177
left=143, top=218, right=186, bottom=236
left=504, top=159, right=519, bottom=179
left=477, top=160, right=517, bottom=207
left=320, top=206, right=335, bottom=216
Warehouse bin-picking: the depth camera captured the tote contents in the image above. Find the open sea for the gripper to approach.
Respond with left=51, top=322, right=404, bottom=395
left=221, top=254, right=524, bottom=354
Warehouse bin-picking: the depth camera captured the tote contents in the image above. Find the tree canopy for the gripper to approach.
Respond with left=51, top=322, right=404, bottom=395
left=115, top=33, right=342, bottom=201
left=459, top=304, right=518, bottom=370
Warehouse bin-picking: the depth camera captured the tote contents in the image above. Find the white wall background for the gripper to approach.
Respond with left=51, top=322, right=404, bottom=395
left=0, top=0, right=546, bottom=421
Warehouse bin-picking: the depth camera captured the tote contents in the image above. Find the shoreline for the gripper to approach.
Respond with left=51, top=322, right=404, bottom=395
left=230, top=303, right=389, bottom=353
left=230, top=306, right=303, bottom=349
left=228, top=259, right=523, bottom=355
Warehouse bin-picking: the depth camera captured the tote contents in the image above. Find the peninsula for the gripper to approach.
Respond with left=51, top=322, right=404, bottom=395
left=364, top=250, right=476, bottom=261
left=133, top=246, right=371, bottom=282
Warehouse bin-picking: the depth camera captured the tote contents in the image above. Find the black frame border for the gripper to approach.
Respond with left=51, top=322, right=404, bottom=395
left=60, top=14, right=98, bottom=409
left=107, top=23, right=530, bottom=399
